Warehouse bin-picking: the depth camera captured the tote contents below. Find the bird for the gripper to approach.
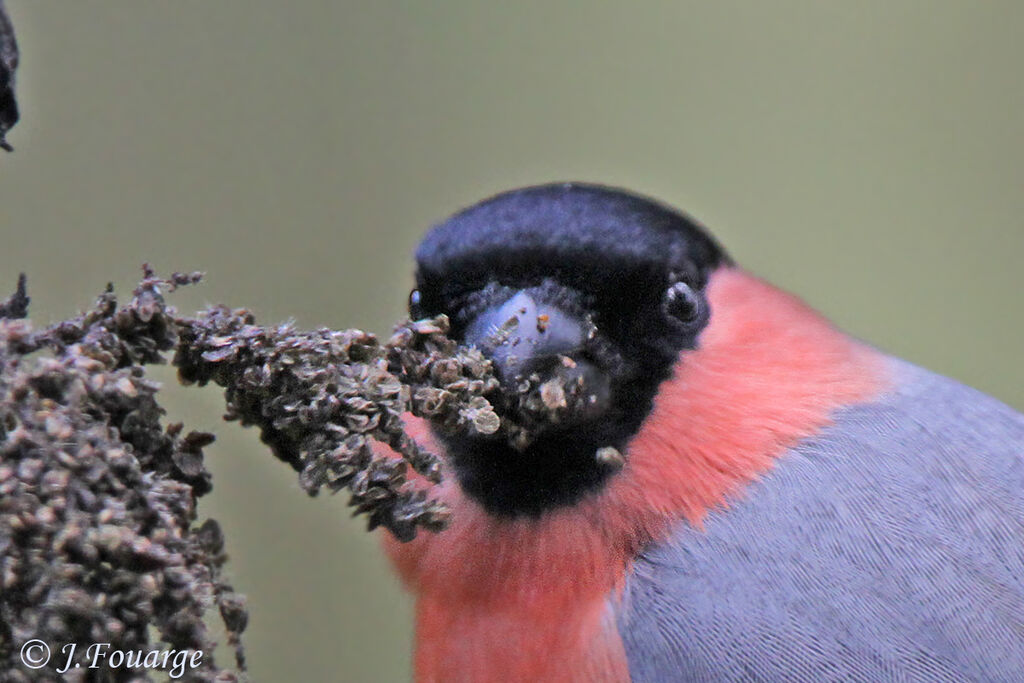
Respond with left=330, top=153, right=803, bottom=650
left=378, top=182, right=1024, bottom=682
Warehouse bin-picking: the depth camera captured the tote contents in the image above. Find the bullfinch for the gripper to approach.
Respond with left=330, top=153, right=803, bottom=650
left=380, top=183, right=1024, bottom=682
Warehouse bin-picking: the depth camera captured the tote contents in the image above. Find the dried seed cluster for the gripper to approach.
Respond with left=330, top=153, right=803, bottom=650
left=504, top=359, right=599, bottom=451
left=0, top=265, right=616, bottom=680
left=174, top=310, right=501, bottom=542
left=0, top=270, right=245, bottom=681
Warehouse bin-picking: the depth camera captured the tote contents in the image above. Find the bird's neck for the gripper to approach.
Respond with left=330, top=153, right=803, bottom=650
left=380, top=267, right=887, bottom=682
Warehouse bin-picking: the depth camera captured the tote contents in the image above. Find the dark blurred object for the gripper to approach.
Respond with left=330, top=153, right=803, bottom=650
left=0, top=0, right=19, bottom=151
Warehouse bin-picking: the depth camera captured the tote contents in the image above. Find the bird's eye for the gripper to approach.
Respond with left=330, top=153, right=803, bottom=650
left=408, top=289, right=424, bottom=319
left=662, top=281, right=701, bottom=325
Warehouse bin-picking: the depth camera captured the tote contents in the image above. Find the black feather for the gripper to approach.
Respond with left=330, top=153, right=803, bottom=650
left=414, top=183, right=730, bottom=517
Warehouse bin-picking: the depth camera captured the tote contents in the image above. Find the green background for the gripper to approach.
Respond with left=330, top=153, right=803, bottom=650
left=2, top=2, right=1021, bottom=681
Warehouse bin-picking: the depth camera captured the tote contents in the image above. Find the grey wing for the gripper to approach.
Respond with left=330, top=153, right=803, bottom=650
left=616, top=358, right=1024, bottom=682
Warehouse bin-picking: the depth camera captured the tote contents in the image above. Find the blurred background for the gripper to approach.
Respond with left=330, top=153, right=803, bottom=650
left=1, top=2, right=1021, bottom=680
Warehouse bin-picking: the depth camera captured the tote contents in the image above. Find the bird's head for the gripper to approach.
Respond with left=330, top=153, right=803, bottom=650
left=411, top=183, right=730, bottom=517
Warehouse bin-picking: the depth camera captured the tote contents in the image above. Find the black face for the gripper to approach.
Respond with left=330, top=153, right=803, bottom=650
left=412, top=183, right=730, bottom=518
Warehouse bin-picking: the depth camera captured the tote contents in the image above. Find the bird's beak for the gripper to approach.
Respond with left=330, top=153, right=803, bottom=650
left=463, top=290, right=588, bottom=380
left=462, top=288, right=611, bottom=428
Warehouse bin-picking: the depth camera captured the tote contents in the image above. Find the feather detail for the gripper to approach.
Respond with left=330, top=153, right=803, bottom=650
left=380, top=267, right=886, bottom=681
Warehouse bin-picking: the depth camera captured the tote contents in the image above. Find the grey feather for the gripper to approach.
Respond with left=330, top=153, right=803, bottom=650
left=616, top=358, right=1024, bottom=682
